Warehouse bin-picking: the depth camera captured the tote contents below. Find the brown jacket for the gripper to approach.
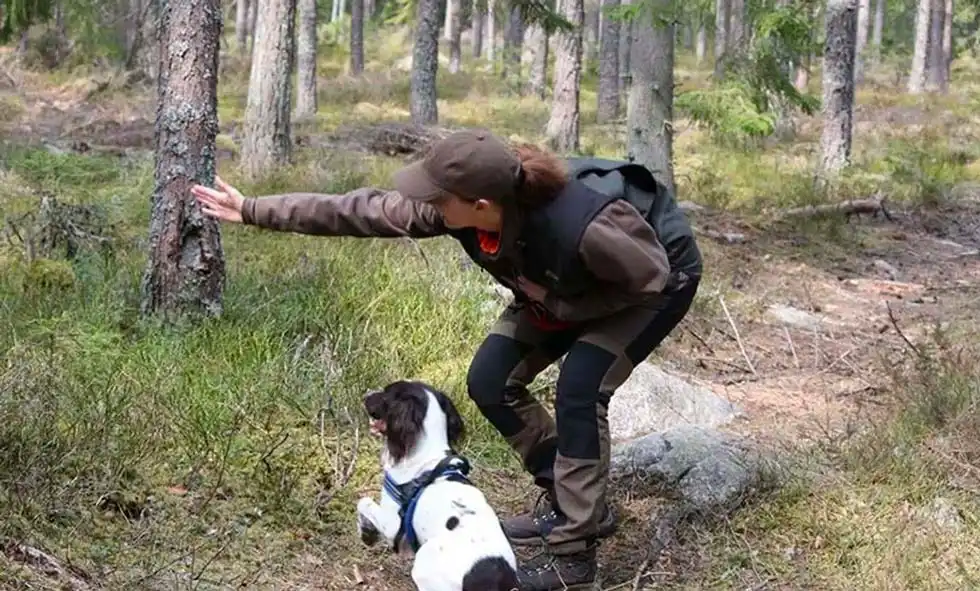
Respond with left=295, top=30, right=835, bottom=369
left=241, top=188, right=671, bottom=323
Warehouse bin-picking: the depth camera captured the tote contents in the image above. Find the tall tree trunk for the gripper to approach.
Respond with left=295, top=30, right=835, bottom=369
left=527, top=24, right=549, bottom=98
left=472, top=0, right=485, bottom=57
left=871, top=0, right=884, bottom=62
left=486, top=0, right=496, bottom=61
left=819, top=0, right=858, bottom=178
left=141, top=0, right=225, bottom=321
left=501, top=7, right=524, bottom=84
left=795, top=50, right=811, bottom=91
left=545, top=0, right=584, bottom=152
left=447, top=0, right=462, bottom=73
left=236, top=0, right=250, bottom=53
left=618, top=0, right=632, bottom=96
left=854, top=0, right=870, bottom=82
left=585, top=0, right=600, bottom=64
left=924, top=0, right=946, bottom=91
left=942, top=0, right=953, bottom=85
left=695, top=23, right=707, bottom=65
left=296, top=0, right=318, bottom=119
left=728, top=0, right=745, bottom=51
left=627, top=0, right=675, bottom=194
left=366, top=0, right=375, bottom=20
left=714, top=0, right=730, bottom=79
left=410, top=0, right=440, bottom=123
left=351, top=0, right=365, bottom=74
left=248, top=0, right=258, bottom=52
left=908, top=0, right=930, bottom=93
left=241, top=0, right=296, bottom=181
left=596, top=0, right=620, bottom=123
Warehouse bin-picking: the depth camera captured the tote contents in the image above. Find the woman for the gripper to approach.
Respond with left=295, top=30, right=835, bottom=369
left=192, top=129, right=702, bottom=591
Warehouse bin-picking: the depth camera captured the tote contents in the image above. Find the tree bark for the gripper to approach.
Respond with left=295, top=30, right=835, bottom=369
left=818, top=0, right=858, bottom=178
left=925, top=0, right=946, bottom=91
left=248, top=0, right=258, bottom=49
left=447, top=0, right=462, bottom=73
left=942, top=0, right=953, bottom=83
left=351, top=0, right=365, bottom=74
left=728, top=0, right=745, bottom=52
left=241, top=0, right=296, bottom=181
left=854, top=0, right=870, bottom=82
left=472, top=0, right=485, bottom=57
left=695, top=23, right=707, bottom=65
left=140, top=0, right=225, bottom=321
left=908, top=0, right=930, bottom=93
left=714, top=0, right=730, bottom=79
left=585, top=0, right=600, bottom=64
left=627, top=0, right=675, bottom=194
left=296, top=0, right=318, bottom=118
left=545, top=0, right=584, bottom=152
left=410, top=0, right=440, bottom=123
left=527, top=24, right=549, bottom=98
left=502, top=6, right=524, bottom=83
left=236, top=0, right=250, bottom=53
left=596, top=0, right=620, bottom=122
left=871, top=0, right=884, bottom=62
left=487, top=0, right=496, bottom=61
left=618, top=0, right=632, bottom=96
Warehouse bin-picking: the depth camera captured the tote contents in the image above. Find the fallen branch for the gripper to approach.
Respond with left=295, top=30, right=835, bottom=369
left=693, top=226, right=748, bottom=244
left=885, top=301, right=924, bottom=359
left=777, top=194, right=894, bottom=222
left=719, top=296, right=757, bottom=375
left=310, top=122, right=459, bottom=159
left=3, top=540, right=93, bottom=590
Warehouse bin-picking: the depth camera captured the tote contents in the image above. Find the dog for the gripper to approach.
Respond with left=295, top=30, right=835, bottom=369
left=356, top=380, right=519, bottom=591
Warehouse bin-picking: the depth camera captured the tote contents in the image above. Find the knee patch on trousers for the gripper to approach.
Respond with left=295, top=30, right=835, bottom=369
left=555, top=343, right=617, bottom=460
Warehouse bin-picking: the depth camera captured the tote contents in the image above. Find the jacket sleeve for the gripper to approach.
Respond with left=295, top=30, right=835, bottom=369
left=240, top=188, right=448, bottom=238
left=543, top=199, right=671, bottom=322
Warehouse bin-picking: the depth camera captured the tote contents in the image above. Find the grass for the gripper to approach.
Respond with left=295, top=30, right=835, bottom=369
left=1, top=25, right=980, bottom=590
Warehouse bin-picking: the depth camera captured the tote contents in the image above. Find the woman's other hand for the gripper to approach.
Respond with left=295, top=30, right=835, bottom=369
left=192, top=176, right=246, bottom=223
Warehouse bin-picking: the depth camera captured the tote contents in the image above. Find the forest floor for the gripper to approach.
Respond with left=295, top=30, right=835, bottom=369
left=1, top=41, right=980, bottom=590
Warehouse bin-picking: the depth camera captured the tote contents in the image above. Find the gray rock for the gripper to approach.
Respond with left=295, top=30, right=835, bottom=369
left=920, top=496, right=964, bottom=532
left=610, top=425, right=761, bottom=511
left=608, top=362, right=739, bottom=443
left=872, top=259, right=900, bottom=280
left=766, top=304, right=828, bottom=330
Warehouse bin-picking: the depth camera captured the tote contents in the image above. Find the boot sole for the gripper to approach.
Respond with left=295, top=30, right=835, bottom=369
left=505, top=521, right=618, bottom=547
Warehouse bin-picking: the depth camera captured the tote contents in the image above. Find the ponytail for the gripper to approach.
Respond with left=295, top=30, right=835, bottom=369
left=511, top=143, right=569, bottom=209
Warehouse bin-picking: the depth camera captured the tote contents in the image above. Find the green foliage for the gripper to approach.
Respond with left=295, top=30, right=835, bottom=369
left=0, top=0, right=54, bottom=43
left=676, top=5, right=820, bottom=145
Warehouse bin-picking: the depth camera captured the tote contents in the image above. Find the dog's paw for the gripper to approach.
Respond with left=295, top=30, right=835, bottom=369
left=356, top=497, right=381, bottom=547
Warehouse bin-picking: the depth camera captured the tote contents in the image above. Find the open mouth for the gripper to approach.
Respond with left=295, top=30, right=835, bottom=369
left=369, top=419, right=386, bottom=436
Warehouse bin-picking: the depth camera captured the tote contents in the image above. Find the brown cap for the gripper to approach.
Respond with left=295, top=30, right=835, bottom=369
left=392, top=129, right=522, bottom=203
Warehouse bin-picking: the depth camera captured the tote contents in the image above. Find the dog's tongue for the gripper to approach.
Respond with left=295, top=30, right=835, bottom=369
left=370, top=419, right=386, bottom=436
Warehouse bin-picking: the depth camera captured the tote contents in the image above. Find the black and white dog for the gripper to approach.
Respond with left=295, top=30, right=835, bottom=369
left=356, top=380, right=519, bottom=591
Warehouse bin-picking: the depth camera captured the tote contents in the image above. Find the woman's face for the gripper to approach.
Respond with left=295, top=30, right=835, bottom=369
left=430, top=194, right=502, bottom=231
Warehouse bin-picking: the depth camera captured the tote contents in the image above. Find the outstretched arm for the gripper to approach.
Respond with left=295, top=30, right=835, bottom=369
left=192, top=177, right=447, bottom=239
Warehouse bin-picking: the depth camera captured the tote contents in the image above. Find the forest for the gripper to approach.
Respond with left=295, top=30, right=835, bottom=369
left=0, top=0, right=978, bottom=588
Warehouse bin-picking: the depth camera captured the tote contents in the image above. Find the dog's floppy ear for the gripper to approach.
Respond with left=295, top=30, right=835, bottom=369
left=384, top=383, right=428, bottom=462
left=431, top=387, right=466, bottom=447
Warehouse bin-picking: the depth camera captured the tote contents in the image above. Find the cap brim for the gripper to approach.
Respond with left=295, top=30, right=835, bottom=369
left=392, top=161, right=443, bottom=202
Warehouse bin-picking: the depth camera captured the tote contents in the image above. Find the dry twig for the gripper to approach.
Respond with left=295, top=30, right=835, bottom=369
left=885, top=301, right=924, bottom=358
left=719, top=296, right=757, bottom=375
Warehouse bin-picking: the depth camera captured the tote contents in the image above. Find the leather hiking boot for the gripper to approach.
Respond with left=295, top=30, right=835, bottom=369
left=517, top=547, right=597, bottom=591
left=501, top=490, right=617, bottom=546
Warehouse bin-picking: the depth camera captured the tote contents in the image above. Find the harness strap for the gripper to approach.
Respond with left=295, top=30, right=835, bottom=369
left=385, top=454, right=472, bottom=554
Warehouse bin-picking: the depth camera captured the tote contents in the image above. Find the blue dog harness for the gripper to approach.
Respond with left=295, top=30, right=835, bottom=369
left=382, top=454, right=473, bottom=553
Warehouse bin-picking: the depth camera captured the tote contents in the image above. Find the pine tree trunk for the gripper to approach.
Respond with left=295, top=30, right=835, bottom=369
left=447, top=0, right=462, bottom=73
left=366, top=0, right=375, bottom=20
left=795, top=50, right=811, bottom=91
left=236, top=0, right=250, bottom=53
left=871, top=0, right=884, bottom=62
left=695, top=23, right=707, bottom=65
left=819, top=0, right=858, bottom=178
left=585, top=0, right=600, bottom=65
left=618, top=0, right=632, bottom=96
left=410, top=0, right=440, bottom=123
left=140, top=0, right=225, bottom=321
left=728, top=0, right=745, bottom=51
left=714, top=0, right=730, bottom=79
left=486, top=0, right=496, bottom=61
left=925, top=0, right=946, bottom=91
left=296, top=0, right=318, bottom=118
left=942, top=0, right=953, bottom=83
left=545, top=0, right=584, bottom=152
left=502, top=7, right=524, bottom=83
left=596, top=0, right=620, bottom=123
left=248, top=0, right=258, bottom=52
left=527, top=24, right=549, bottom=99
left=351, top=0, right=365, bottom=74
left=854, top=0, right=870, bottom=82
left=472, top=0, right=484, bottom=57
left=241, top=0, right=296, bottom=181
left=908, top=0, right=930, bottom=93
left=627, top=0, right=675, bottom=194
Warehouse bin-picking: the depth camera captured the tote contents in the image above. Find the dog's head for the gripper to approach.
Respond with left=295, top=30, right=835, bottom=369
left=363, top=380, right=465, bottom=463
